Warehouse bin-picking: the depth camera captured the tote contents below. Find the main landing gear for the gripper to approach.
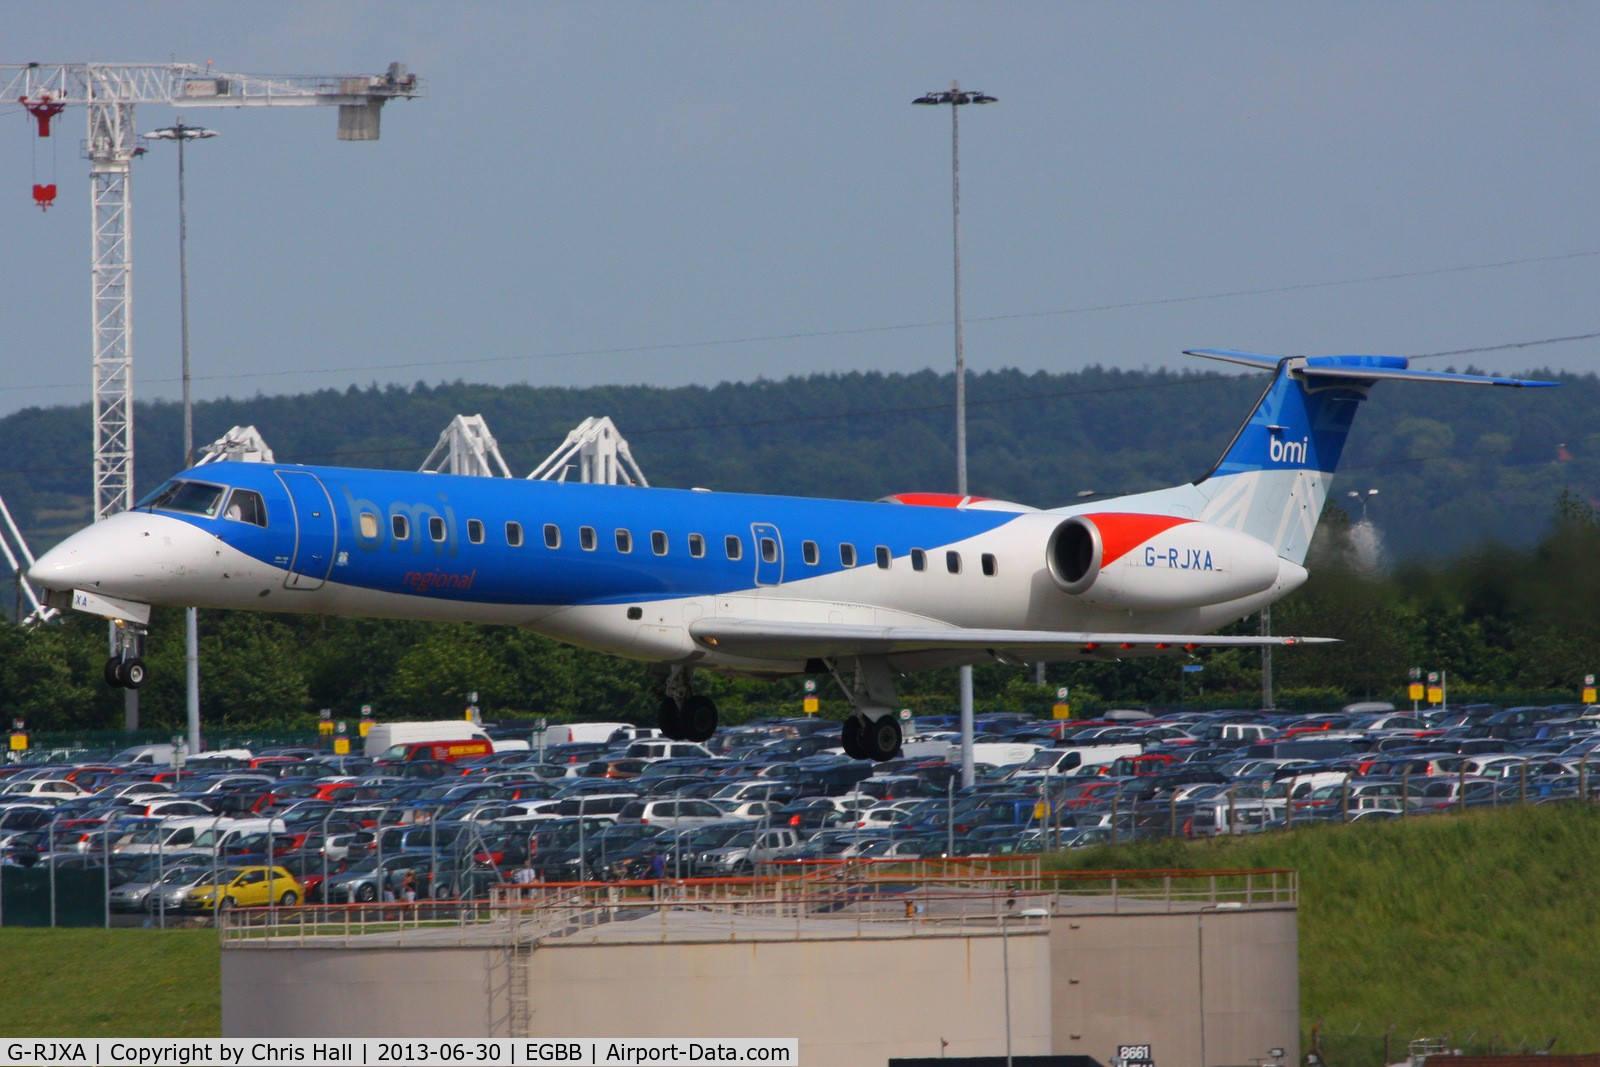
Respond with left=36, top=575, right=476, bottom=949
left=827, top=655, right=903, bottom=763
left=655, top=665, right=718, bottom=743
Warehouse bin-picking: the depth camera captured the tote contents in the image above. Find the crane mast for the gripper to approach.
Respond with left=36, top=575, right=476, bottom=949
left=1, top=61, right=421, bottom=519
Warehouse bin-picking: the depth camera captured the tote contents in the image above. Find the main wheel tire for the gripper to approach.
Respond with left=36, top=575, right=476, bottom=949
left=840, top=715, right=867, bottom=760
left=657, top=697, right=685, bottom=741
left=679, top=694, right=718, bottom=743
left=119, top=658, right=147, bottom=689
left=279, top=891, right=298, bottom=906
left=104, top=657, right=126, bottom=689
left=859, top=715, right=903, bottom=762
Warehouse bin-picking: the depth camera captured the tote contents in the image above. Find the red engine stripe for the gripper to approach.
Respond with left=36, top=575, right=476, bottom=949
left=1084, top=513, right=1195, bottom=566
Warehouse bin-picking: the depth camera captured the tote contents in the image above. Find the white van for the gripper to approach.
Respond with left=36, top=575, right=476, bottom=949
left=541, top=722, right=634, bottom=746
left=956, top=743, right=1040, bottom=769
left=363, top=721, right=492, bottom=758
left=1010, top=743, right=1142, bottom=780
left=117, top=816, right=227, bottom=856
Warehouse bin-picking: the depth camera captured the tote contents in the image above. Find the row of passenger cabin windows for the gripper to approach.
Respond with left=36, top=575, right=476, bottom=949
left=363, top=512, right=999, bottom=575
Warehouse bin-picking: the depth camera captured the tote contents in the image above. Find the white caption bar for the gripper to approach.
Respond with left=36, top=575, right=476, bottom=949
left=1, top=1040, right=799, bottom=1067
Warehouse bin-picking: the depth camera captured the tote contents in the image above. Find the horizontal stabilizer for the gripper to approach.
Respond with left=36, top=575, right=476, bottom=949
left=1186, top=349, right=1556, bottom=388
left=690, top=618, right=1334, bottom=661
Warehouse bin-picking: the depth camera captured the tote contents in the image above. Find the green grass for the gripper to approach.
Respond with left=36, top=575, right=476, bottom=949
left=1047, top=803, right=1600, bottom=1062
left=0, top=929, right=219, bottom=1037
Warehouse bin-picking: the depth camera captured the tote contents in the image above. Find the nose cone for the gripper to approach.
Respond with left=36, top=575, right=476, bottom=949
left=29, top=510, right=219, bottom=602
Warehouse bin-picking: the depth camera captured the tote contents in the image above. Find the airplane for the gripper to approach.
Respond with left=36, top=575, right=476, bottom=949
left=27, top=350, right=1554, bottom=762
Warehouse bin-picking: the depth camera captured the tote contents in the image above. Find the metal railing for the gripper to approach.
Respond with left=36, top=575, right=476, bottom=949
left=215, top=862, right=1293, bottom=946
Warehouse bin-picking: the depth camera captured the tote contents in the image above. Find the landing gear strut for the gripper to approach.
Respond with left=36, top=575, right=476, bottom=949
left=104, top=627, right=146, bottom=689
left=654, top=665, right=718, bottom=743
left=824, top=656, right=904, bottom=763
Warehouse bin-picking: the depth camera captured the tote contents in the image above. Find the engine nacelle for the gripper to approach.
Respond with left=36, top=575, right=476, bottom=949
left=1047, top=513, right=1282, bottom=610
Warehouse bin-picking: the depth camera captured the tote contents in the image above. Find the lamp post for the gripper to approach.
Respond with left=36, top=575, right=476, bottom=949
left=1347, top=488, right=1379, bottom=523
left=914, top=82, right=996, bottom=789
left=141, top=118, right=217, bottom=758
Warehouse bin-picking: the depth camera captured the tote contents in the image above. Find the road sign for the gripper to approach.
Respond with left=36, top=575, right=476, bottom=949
left=1427, top=686, right=1444, bottom=704
left=468, top=691, right=479, bottom=704
left=1427, top=672, right=1438, bottom=684
left=534, top=717, right=548, bottom=733
left=1408, top=667, right=1422, bottom=681
left=899, top=708, right=912, bottom=720
left=9, top=732, right=25, bottom=751
left=803, top=696, right=819, bottom=714
left=333, top=737, right=350, bottom=755
left=1056, top=687, right=1069, bottom=700
left=335, top=721, right=347, bottom=735
left=318, top=707, right=331, bottom=721
left=1182, top=664, right=1203, bottom=673
left=1408, top=683, right=1425, bottom=701
left=360, top=704, right=372, bottom=718
left=804, top=679, right=816, bottom=693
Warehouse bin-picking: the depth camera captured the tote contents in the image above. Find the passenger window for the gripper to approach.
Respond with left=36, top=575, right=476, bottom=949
left=429, top=516, right=447, bottom=542
left=392, top=514, right=409, bottom=540
left=725, top=535, right=743, bottom=561
left=946, top=550, right=961, bottom=574
left=615, top=529, right=633, bottom=553
left=840, top=543, right=856, bottom=567
left=651, top=531, right=668, bottom=556
left=543, top=524, right=560, bottom=549
left=224, top=489, right=269, bottom=527
left=910, top=548, right=926, bottom=572
left=981, top=553, right=998, bottom=576
left=875, top=546, right=891, bottom=569
left=802, top=540, right=818, bottom=565
left=506, top=521, right=524, bottom=547
left=359, top=512, right=379, bottom=539
left=467, top=519, right=484, bottom=545
left=580, top=526, right=597, bottom=551
left=689, top=533, right=705, bottom=558
left=760, top=537, right=777, bottom=563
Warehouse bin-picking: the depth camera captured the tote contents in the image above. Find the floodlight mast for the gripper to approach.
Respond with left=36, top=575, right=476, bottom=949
left=0, top=61, right=422, bottom=522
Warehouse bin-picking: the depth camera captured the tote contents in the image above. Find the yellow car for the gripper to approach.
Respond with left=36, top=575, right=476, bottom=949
left=183, top=865, right=302, bottom=911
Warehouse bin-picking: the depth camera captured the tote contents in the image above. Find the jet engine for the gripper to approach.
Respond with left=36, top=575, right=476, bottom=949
left=1046, top=513, right=1283, bottom=610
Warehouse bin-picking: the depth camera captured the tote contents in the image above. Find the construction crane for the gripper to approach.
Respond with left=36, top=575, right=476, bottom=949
left=1, top=60, right=421, bottom=523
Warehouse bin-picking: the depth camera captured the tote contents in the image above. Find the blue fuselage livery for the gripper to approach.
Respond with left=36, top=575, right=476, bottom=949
left=28, top=351, right=1554, bottom=759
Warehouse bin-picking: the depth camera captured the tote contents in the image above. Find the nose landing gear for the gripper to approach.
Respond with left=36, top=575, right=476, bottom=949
left=104, top=625, right=147, bottom=689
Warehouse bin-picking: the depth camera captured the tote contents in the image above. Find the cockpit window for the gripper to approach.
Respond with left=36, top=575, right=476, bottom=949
left=137, top=480, right=227, bottom=518
left=223, top=489, right=268, bottom=527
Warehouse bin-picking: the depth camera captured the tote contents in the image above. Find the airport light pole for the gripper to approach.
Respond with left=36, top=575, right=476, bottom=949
left=142, top=118, right=217, bottom=756
left=914, top=82, right=996, bottom=789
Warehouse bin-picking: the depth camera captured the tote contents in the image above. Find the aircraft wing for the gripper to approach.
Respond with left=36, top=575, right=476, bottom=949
left=689, top=619, right=1334, bottom=661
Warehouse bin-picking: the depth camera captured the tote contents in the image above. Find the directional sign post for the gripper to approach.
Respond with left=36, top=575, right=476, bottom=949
left=803, top=678, right=818, bottom=715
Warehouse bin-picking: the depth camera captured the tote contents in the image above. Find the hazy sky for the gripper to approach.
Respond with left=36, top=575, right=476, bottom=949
left=3, top=3, right=1599, bottom=419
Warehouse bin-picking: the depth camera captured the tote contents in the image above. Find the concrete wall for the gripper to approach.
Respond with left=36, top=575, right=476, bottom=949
left=222, top=904, right=1298, bottom=1067
left=1050, top=907, right=1299, bottom=1067
left=224, top=932, right=1054, bottom=1067
left=223, top=946, right=504, bottom=1037
left=520, top=934, right=1052, bottom=1065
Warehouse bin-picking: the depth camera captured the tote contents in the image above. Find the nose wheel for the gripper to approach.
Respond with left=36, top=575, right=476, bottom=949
left=103, top=656, right=146, bottom=689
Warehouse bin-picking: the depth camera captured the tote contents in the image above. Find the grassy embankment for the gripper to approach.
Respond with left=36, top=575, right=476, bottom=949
left=0, top=928, right=218, bottom=1037
left=1049, top=803, right=1600, bottom=1064
left=2, top=805, right=1598, bottom=1054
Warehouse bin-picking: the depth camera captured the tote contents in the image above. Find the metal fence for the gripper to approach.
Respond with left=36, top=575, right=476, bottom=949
left=213, top=861, right=1296, bottom=947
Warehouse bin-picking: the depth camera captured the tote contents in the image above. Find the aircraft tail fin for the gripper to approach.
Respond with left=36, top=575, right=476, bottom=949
left=1182, top=350, right=1554, bottom=565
